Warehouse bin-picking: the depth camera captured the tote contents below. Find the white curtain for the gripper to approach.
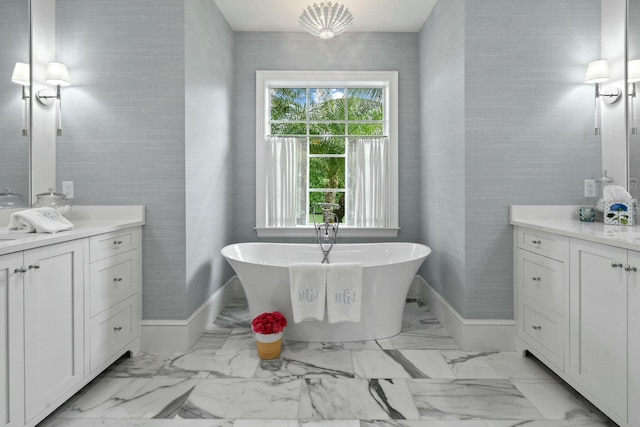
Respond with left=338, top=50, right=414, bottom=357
left=266, top=137, right=307, bottom=227
left=347, top=138, right=390, bottom=227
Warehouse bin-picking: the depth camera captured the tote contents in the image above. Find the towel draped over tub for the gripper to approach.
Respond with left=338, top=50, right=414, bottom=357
left=289, top=263, right=362, bottom=324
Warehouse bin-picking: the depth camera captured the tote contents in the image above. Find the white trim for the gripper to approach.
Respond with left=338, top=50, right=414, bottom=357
left=255, top=226, right=399, bottom=238
left=414, top=276, right=516, bottom=351
left=256, top=70, right=399, bottom=236
left=140, top=277, right=239, bottom=353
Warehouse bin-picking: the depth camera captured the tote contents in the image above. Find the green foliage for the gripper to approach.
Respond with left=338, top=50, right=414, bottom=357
left=270, top=88, right=306, bottom=121
left=270, top=87, right=384, bottom=222
left=310, top=137, right=345, bottom=155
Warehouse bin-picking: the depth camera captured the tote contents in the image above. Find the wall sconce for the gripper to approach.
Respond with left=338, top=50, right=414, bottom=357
left=628, top=59, right=640, bottom=135
left=11, top=62, right=30, bottom=137
left=36, top=61, right=71, bottom=136
left=584, top=59, right=622, bottom=135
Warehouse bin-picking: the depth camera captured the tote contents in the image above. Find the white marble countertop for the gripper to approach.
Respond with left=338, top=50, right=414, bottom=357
left=510, top=205, right=640, bottom=251
left=0, top=205, right=145, bottom=256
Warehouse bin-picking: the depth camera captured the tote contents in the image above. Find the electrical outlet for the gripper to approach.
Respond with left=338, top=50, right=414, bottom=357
left=62, top=181, right=74, bottom=199
left=584, top=179, right=596, bottom=198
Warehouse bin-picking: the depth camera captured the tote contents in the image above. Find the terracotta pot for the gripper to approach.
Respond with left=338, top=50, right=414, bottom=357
left=254, top=331, right=283, bottom=360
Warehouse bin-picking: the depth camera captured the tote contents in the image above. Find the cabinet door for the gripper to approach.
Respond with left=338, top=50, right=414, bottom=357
left=0, top=253, right=24, bottom=427
left=629, top=250, right=640, bottom=427
left=569, top=240, right=627, bottom=418
left=23, top=240, right=84, bottom=423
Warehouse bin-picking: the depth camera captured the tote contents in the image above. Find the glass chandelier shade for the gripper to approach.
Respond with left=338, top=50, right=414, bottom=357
left=299, top=2, right=354, bottom=40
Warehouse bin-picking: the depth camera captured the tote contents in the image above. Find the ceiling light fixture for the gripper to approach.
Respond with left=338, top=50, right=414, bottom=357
left=299, top=2, right=354, bottom=40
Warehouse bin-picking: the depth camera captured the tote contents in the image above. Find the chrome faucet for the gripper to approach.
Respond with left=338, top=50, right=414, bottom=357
left=313, top=203, right=340, bottom=263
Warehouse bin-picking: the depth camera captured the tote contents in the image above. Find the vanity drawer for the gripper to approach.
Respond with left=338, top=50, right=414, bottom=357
left=516, top=249, right=565, bottom=315
left=518, top=295, right=564, bottom=371
left=89, top=250, right=139, bottom=316
left=517, top=228, right=569, bottom=262
left=90, top=228, right=140, bottom=263
left=90, top=295, right=137, bottom=372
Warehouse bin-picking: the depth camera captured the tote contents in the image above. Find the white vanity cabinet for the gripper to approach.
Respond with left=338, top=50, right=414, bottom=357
left=0, top=253, right=24, bottom=427
left=0, top=240, right=84, bottom=426
left=513, top=220, right=640, bottom=427
left=0, top=215, right=143, bottom=427
left=22, top=240, right=85, bottom=423
left=569, top=240, right=629, bottom=419
left=87, top=228, right=141, bottom=372
left=629, top=253, right=640, bottom=427
left=514, top=228, right=569, bottom=372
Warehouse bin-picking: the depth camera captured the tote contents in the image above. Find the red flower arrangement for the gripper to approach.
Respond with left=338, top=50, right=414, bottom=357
left=252, top=311, right=288, bottom=335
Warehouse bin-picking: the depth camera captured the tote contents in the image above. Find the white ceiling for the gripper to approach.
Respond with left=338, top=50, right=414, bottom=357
left=214, top=0, right=438, bottom=33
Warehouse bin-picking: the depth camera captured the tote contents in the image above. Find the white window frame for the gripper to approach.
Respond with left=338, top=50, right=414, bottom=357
left=256, top=70, right=399, bottom=238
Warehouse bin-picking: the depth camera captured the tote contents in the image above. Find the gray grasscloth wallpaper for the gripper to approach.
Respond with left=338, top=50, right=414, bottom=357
left=420, top=0, right=602, bottom=319
left=56, top=0, right=234, bottom=319
left=185, top=0, right=235, bottom=316
left=232, top=32, right=422, bottom=245
left=53, top=0, right=603, bottom=321
left=418, top=0, right=467, bottom=318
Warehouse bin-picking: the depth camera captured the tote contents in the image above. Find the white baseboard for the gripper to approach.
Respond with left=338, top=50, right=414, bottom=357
left=140, top=277, right=239, bottom=353
left=415, top=276, right=516, bottom=351
left=141, top=275, right=515, bottom=353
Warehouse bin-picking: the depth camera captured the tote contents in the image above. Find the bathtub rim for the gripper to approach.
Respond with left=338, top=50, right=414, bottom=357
left=221, top=241, right=432, bottom=268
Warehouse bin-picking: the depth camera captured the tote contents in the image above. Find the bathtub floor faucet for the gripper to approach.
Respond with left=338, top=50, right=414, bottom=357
left=313, top=203, right=340, bottom=263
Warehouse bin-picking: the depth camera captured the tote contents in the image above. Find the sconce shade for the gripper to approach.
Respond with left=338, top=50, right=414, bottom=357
left=46, top=61, right=71, bottom=86
left=11, top=62, right=30, bottom=86
left=584, top=59, right=610, bottom=84
left=629, top=59, right=640, bottom=83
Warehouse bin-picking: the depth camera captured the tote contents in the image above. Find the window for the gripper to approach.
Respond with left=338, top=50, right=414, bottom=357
left=256, top=71, right=399, bottom=237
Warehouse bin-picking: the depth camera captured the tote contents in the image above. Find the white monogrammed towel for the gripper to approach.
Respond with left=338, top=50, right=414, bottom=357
left=8, top=207, right=73, bottom=234
left=326, top=263, right=363, bottom=324
left=289, top=263, right=326, bottom=323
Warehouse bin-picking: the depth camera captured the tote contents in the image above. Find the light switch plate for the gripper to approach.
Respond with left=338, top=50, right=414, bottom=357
left=584, top=179, right=596, bottom=198
left=62, top=181, right=74, bottom=199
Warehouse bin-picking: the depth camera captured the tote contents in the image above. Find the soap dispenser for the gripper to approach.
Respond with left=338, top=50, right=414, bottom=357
left=595, top=171, right=614, bottom=221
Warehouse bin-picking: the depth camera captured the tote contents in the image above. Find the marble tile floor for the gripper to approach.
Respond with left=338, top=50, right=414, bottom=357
left=39, top=298, right=616, bottom=427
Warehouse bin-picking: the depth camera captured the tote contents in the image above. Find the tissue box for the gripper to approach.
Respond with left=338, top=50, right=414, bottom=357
left=604, top=200, right=636, bottom=225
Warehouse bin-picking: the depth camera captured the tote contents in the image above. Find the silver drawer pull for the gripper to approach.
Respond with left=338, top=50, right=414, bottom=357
left=531, top=240, right=542, bottom=245
left=532, top=325, right=542, bottom=331
left=625, top=265, right=638, bottom=272
left=28, top=263, right=40, bottom=271
left=611, top=262, right=624, bottom=269
left=113, top=240, right=123, bottom=246
left=114, top=326, right=122, bottom=332
left=113, top=277, right=123, bottom=282
left=14, top=267, right=27, bottom=274
left=531, top=277, right=541, bottom=282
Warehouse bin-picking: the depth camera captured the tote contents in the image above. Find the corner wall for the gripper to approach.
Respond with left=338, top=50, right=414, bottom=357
left=185, top=0, right=235, bottom=316
left=418, top=0, right=467, bottom=317
left=56, top=0, right=188, bottom=320
left=419, top=0, right=602, bottom=319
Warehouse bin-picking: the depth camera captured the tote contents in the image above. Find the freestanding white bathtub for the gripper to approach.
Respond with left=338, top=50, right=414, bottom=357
left=221, top=242, right=431, bottom=342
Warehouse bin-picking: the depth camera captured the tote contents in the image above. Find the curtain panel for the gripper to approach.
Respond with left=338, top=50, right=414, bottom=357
left=265, top=137, right=307, bottom=227
left=347, top=138, right=390, bottom=227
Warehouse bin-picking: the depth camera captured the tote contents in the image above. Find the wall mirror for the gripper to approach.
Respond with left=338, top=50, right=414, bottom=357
left=0, top=0, right=30, bottom=208
left=629, top=0, right=640, bottom=198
